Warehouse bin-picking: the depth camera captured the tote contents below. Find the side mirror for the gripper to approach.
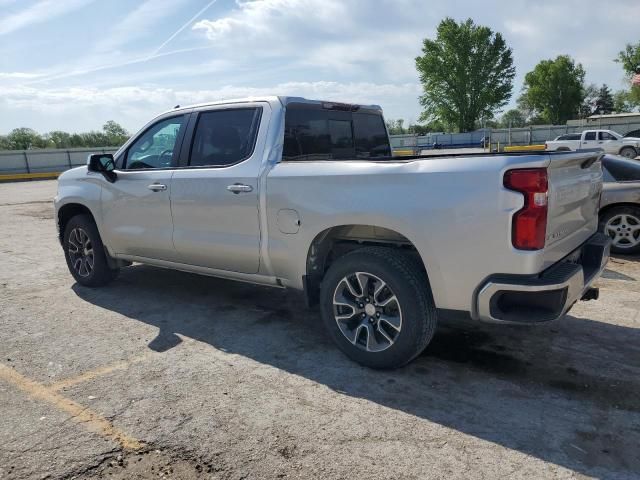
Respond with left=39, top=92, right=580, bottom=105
left=87, top=153, right=117, bottom=182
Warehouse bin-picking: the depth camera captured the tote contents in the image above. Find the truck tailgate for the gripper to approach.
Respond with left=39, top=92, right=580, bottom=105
left=544, top=151, right=603, bottom=267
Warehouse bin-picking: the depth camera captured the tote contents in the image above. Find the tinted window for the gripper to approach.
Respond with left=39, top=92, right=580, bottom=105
left=556, top=134, right=580, bottom=140
left=624, top=129, right=640, bottom=138
left=584, top=132, right=596, bottom=140
left=283, top=105, right=390, bottom=161
left=602, top=156, right=640, bottom=181
left=126, top=116, right=185, bottom=169
left=599, top=131, right=617, bottom=140
left=189, top=108, right=261, bottom=167
left=353, top=113, right=391, bottom=158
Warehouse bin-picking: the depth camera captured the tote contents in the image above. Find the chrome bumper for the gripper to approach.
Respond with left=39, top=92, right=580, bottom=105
left=475, top=233, right=610, bottom=323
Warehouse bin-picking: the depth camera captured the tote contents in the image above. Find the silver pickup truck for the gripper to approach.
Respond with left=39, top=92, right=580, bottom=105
left=54, top=96, right=610, bottom=368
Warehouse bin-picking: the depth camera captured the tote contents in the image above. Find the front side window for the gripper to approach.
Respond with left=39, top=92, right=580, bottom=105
left=126, top=116, right=185, bottom=169
left=599, top=131, right=617, bottom=141
left=189, top=108, right=262, bottom=167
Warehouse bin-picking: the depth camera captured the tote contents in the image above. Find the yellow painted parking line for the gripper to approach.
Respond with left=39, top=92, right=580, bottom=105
left=503, top=145, right=546, bottom=152
left=0, top=172, right=62, bottom=181
left=49, top=353, right=151, bottom=391
left=0, top=363, right=144, bottom=450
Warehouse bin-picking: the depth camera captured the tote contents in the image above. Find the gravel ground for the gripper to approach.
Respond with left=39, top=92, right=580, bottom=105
left=0, top=180, right=639, bottom=480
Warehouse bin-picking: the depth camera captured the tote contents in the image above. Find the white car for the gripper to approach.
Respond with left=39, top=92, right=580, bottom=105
left=545, top=130, right=640, bottom=159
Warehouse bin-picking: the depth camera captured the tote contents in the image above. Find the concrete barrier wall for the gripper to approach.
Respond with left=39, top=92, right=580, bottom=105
left=0, top=147, right=119, bottom=176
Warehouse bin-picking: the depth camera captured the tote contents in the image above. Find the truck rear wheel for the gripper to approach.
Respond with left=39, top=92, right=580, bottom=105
left=619, top=147, right=637, bottom=159
left=63, top=214, right=119, bottom=287
left=319, top=247, right=437, bottom=369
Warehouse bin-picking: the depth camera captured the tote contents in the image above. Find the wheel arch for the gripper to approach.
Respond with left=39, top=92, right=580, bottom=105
left=57, top=203, right=97, bottom=244
left=618, top=145, right=638, bottom=156
left=599, top=202, right=640, bottom=220
left=303, top=224, right=431, bottom=307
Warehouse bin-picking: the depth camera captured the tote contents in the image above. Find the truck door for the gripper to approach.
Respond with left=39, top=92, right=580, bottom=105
left=100, top=114, right=188, bottom=261
left=581, top=131, right=598, bottom=149
left=598, top=131, right=619, bottom=154
left=170, top=103, right=270, bottom=274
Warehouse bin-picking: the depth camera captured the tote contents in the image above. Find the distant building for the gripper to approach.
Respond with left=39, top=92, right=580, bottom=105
left=567, top=112, right=640, bottom=128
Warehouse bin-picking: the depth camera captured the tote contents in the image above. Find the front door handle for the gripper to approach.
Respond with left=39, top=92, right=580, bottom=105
left=147, top=183, right=167, bottom=191
left=227, top=183, right=253, bottom=194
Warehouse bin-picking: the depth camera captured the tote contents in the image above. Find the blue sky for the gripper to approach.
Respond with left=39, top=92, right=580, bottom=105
left=0, top=0, right=638, bottom=134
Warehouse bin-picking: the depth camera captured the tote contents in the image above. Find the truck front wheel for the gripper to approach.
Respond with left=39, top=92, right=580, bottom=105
left=63, top=214, right=119, bottom=287
left=319, top=247, right=437, bottom=369
left=619, top=146, right=637, bottom=159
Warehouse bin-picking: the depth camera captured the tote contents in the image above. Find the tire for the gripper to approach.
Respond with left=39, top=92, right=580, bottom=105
left=599, top=206, right=640, bottom=255
left=319, top=247, right=437, bottom=369
left=63, top=214, right=119, bottom=287
left=619, top=147, right=637, bottom=159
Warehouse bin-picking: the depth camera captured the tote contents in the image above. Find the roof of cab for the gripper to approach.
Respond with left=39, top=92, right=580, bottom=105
left=164, top=96, right=383, bottom=116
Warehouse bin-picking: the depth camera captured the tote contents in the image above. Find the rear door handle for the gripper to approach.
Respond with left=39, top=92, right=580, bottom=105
left=147, top=183, right=167, bottom=191
left=227, top=183, right=253, bottom=194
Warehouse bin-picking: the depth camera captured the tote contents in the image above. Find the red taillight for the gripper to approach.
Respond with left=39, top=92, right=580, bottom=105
left=504, top=168, right=548, bottom=250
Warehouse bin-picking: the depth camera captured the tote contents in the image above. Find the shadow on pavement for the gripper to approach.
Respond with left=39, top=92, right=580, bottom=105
left=73, top=265, right=640, bottom=478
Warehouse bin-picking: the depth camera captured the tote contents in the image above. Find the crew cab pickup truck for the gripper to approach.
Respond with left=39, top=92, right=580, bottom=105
left=545, top=129, right=640, bottom=159
left=54, top=96, right=610, bottom=368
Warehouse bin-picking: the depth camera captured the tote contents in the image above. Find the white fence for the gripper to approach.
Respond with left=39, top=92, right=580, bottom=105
left=0, top=147, right=118, bottom=175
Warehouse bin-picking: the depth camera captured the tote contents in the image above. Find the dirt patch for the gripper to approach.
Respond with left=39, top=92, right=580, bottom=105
left=70, top=448, right=225, bottom=480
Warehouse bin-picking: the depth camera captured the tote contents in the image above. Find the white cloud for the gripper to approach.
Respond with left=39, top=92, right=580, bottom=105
left=0, top=0, right=95, bottom=36
left=0, top=81, right=420, bottom=133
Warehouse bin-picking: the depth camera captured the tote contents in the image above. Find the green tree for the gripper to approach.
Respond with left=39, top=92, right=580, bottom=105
left=594, top=84, right=614, bottom=114
left=615, top=42, right=640, bottom=107
left=499, top=109, right=526, bottom=128
left=102, top=120, right=129, bottom=146
left=579, top=84, right=598, bottom=118
left=616, top=41, right=640, bottom=76
left=614, top=90, right=634, bottom=113
left=385, top=119, right=406, bottom=135
left=7, top=128, right=42, bottom=150
left=46, top=131, right=72, bottom=149
left=519, top=55, right=585, bottom=125
left=415, top=18, right=515, bottom=132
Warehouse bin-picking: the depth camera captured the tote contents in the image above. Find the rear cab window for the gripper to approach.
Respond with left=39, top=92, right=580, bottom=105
left=283, top=103, right=391, bottom=161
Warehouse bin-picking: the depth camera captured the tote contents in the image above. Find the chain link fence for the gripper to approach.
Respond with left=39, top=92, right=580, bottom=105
left=390, top=120, right=640, bottom=153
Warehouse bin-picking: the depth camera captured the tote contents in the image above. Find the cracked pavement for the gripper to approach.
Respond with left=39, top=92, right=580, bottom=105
left=0, top=180, right=639, bottom=479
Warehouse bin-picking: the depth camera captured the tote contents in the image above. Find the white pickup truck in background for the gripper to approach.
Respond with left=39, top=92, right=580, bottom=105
left=545, top=129, right=640, bottom=159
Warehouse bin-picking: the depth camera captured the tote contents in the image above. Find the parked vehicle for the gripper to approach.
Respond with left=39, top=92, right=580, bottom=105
left=624, top=129, right=640, bottom=139
left=553, top=133, right=581, bottom=141
left=54, top=96, right=610, bottom=369
left=545, top=129, right=640, bottom=159
left=599, top=154, right=640, bottom=254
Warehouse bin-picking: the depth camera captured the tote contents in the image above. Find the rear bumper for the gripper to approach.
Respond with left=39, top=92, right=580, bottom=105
left=475, top=233, right=610, bottom=323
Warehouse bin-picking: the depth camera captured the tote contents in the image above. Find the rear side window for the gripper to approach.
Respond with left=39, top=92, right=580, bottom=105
left=283, top=105, right=390, bottom=161
left=584, top=132, right=596, bottom=140
left=556, top=134, right=580, bottom=140
left=189, top=108, right=262, bottom=167
left=603, top=156, right=640, bottom=181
